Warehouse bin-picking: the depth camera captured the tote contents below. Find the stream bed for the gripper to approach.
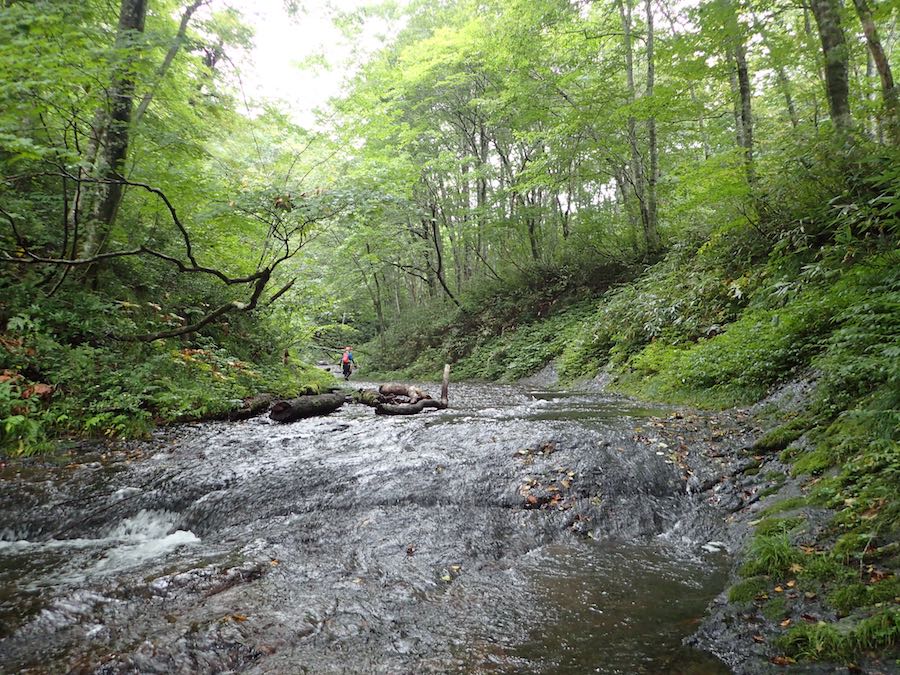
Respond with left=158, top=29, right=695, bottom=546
left=0, top=382, right=744, bottom=673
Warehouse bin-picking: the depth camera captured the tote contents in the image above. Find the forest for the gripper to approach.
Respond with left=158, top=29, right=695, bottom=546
left=1, top=0, right=898, bottom=670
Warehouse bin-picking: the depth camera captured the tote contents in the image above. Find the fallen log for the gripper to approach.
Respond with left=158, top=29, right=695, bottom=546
left=269, top=392, right=346, bottom=423
left=226, top=393, right=276, bottom=421
left=378, top=383, right=430, bottom=402
left=375, top=364, right=451, bottom=415
left=375, top=398, right=444, bottom=415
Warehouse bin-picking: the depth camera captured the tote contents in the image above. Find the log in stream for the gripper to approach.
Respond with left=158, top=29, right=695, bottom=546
left=270, top=364, right=451, bottom=422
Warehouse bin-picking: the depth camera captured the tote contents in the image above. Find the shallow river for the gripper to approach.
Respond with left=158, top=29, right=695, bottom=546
left=0, top=382, right=734, bottom=673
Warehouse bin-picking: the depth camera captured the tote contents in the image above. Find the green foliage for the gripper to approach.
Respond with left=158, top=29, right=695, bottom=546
left=754, top=516, right=806, bottom=537
left=740, top=535, right=801, bottom=577
left=0, top=280, right=332, bottom=455
left=777, top=609, right=899, bottom=662
left=753, top=417, right=811, bottom=454
left=828, top=579, right=900, bottom=615
left=451, top=301, right=594, bottom=382
left=762, top=596, right=789, bottom=621
left=728, top=576, right=769, bottom=603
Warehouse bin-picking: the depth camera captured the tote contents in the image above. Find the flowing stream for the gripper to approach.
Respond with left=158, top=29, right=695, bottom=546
left=0, top=382, right=738, bottom=673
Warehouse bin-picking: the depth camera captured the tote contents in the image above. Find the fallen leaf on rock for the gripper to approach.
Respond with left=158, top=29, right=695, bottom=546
left=786, top=580, right=796, bottom=588
left=270, top=559, right=280, bottom=566
left=441, top=572, right=452, bottom=582
left=804, top=592, right=817, bottom=600
left=752, top=634, right=765, bottom=643
left=801, top=614, right=818, bottom=623
left=450, top=565, right=461, bottom=572
left=561, top=478, right=572, bottom=489
left=780, top=618, right=791, bottom=627
left=526, top=495, right=538, bottom=505
left=770, top=656, right=796, bottom=666
left=231, top=614, right=248, bottom=622
left=774, top=586, right=784, bottom=593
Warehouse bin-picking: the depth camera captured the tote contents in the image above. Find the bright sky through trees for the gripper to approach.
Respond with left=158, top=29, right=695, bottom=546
left=221, top=0, right=400, bottom=125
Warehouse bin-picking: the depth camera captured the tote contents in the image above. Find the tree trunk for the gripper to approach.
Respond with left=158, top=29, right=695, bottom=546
left=734, top=40, right=756, bottom=189
left=809, top=0, right=852, bottom=133
left=852, top=0, right=898, bottom=144
left=644, top=0, right=660, bottom=255
left=728, top=52, right=746, bottom=150
left=616, top=0, right=647, bottom=246
left=777, top=66, right=800, bottom=129
left=428, top=205, right=461, bottom=307
left=80, top=0, right=149, bottom=260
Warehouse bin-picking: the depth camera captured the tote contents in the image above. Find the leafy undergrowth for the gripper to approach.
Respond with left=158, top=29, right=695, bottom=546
left=0, top=293, right=332, bottom=456
left=448, top=301, right=596, bottom=382
left=362, top=258, right=634, bottom=381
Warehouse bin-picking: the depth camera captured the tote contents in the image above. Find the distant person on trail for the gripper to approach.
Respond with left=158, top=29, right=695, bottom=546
left=340, top=347, right=355, bottom=380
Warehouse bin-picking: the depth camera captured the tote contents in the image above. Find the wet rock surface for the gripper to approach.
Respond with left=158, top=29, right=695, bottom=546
left=0, top=382, right=766, bottom=673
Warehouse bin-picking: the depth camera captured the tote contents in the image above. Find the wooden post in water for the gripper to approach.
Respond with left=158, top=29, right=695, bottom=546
left=441, top=363, right=450, bottom=408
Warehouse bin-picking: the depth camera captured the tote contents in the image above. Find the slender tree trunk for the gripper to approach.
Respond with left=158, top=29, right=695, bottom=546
left=809, top=0, right=853, bottom=133
left=734, top=40, right=756, bottom=189
left=428, top=205, right=460, bottom=307
left=644, top=0, right=660, bottom=254
left=727, top=52, right=746, bottom=150
left=852, top=0, right=898, bottom=144
left=616, top=0, right=647, bottom=246
left=364, top=244, right=386, bottom=351
left=776, top=67, right=800, bottom=129
left=80, top=0, right=148, bottom=260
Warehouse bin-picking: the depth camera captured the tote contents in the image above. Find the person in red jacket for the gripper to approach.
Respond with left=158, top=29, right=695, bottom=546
left=340, top=347, right=355, bottom=380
